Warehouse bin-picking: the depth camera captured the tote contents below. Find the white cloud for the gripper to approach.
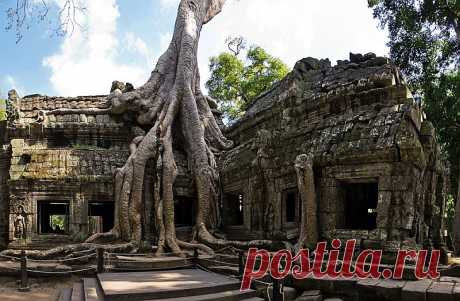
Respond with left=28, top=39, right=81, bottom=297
left=44, top=0, right=153, bottom=96
left=44, top=0, right=389, bottom=96
left=197, top=0, right=389, bottom=89
left=123, top=32, right=153, bottom=64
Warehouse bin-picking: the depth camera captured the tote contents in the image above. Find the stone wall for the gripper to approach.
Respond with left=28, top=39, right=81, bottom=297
left=0, top=121, right=11, bottom=249
left=220, top=53, right=448, bottom=250
left=3, top=92, right=195, bottom=245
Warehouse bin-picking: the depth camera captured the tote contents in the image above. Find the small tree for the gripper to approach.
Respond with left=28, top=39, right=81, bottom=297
left=0, top=99, right=6, bottom=122
left=206, top=37, right=289, bottom=121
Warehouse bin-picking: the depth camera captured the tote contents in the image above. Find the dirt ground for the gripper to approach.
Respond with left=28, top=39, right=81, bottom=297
left=0, top=276, right=77, bottom=301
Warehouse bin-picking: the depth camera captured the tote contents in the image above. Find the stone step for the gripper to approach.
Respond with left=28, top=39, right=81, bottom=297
left=71, top=282, right=84, bottom=301
left=148, top=289, right=257, bottom=301
left=83, top=278, right=104, bottom=301
left=59, top=287, right=72, bottom=301
left=215, top=254, right=240, bottom=265
left=207, top=265, right=240, bottom=276
left=112, top=255, right=193, bottom=271
left=441, top=265, right=460, bottom=277
left=98, top=269, right=242, bottom=301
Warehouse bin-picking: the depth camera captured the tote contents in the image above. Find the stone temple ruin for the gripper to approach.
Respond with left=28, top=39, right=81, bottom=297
left=0, top=53, right=450, bottom=257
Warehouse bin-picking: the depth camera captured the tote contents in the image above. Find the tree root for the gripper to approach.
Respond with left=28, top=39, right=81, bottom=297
left=69, top=0, right=290, bottom=256
left=0, top=242, right=136, bottom=260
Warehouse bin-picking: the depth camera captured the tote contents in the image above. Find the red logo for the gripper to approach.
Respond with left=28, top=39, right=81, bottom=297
left=241, top=239, right=440, bottom=291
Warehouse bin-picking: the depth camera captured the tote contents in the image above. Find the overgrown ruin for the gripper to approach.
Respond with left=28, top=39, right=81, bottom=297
left=0, top=52, right=450, bottom=258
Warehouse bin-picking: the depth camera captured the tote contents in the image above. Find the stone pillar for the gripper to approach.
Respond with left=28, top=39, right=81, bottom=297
left=294, top=154, right=318, bottom=249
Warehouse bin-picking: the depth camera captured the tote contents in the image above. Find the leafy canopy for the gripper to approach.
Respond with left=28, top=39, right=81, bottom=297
left=369, top=0, right=460, bottom=223
left=369, top=0, right=460, bottom=89
left=424, top=72, right=460, bottom=165
left=206, top=37, right=289, bottom=121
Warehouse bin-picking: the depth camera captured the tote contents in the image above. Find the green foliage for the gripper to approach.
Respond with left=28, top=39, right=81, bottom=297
left=424, top=72, right=460, bottom=179
left=369, top=1, right=460, bottom=199
left=50, top=215, right=66, bottom=232
left=369, top=0, right=460, bottom=90
left=445, top=194, right=456, bottom=243
left=0, top=99, right=6, bottom=121
left=206, top=43, right=289, bottom=121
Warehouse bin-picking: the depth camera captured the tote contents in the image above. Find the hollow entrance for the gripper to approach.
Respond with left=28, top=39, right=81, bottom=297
left=283, top=189, right=299, bottom=224
left=174, top=197, right=195, bottom=227
left=38, top=201, right=69, bottom=234
left=223, top=193, right=244, bottom=226
left=343, top=182, right=378, bottom=230
left=88, top=202, right=115, bottom=235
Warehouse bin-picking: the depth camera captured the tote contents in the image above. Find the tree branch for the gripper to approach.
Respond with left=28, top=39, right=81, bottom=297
left=6, top=0, right=86, bottom=42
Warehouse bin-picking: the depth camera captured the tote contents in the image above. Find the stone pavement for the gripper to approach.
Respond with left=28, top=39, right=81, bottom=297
left=0, top=276, right=76, bottom=301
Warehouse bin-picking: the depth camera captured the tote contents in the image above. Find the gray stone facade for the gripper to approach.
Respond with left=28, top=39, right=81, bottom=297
left=220, top=53, right=448, bottom=251
left=0, top=53, right=449, bottom=252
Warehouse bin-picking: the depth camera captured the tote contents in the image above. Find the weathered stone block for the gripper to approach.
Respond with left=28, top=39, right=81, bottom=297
left=427, top=281, right=455, bottom=301
left=295, top=290, right=322, bottom=301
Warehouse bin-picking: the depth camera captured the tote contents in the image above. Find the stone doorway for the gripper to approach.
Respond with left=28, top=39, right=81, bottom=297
left=283, top=189, right=299, bottom=224
left=174, top=197, right=195, bottom=227
left=88, top=202, right=114, bottom=235
left=223, top=193, right=244, bottom=226
left=342, top=182, right=378, bottom=230
left=38, top=201, right=70, bottom=234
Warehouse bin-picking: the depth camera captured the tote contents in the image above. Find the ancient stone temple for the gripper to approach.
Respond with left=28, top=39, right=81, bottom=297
left=0, top=53, right=449, bottom=254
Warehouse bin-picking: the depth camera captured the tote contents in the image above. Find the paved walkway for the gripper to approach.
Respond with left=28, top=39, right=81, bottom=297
left=0, top=276, right=76, bottom=301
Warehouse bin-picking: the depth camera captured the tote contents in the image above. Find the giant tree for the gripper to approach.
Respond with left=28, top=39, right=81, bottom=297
left=33, top=0, right=281, bottom=256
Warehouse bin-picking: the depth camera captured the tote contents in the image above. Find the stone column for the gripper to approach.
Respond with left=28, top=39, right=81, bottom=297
left=294, top=154, right=318, bottom=249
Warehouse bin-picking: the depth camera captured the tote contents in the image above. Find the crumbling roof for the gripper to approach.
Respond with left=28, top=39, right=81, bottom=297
left=222, top=53, right=430, bottom=171
left=239, top=53, right=405, bottom=122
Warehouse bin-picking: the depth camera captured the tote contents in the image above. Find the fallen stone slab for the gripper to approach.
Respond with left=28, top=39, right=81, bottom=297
left=439, top=276, right=460, bottom=283
left=295, top=290, right=322, bottom=301
left=427, top=281, right=455, bottom=301
left=357, top=278, right=381, bottom=299
left=268, top=286, right=298, bottom=301
left=374, top=279, right=406, bottom=301
left=402, top=279, right=432, bottom=301
left=440, top=265, right=460, bottom=278
left=453, top=283, right=460, bottom=299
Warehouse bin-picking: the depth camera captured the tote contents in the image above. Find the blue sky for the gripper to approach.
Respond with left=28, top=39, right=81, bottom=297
left=0, top=0, right=389, bottom=98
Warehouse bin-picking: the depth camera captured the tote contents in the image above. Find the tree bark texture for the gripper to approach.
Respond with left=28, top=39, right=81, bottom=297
left=294, top=154, right=318, bottom=250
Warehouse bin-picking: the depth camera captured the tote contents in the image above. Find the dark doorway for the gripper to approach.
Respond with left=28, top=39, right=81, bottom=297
left=343, top=182, right=378, bottom=230
left=38, top=201, right=69, bottom=234
left=224, top=193, right=244, bottom=226
left=88, top=202, right=114, bottom=234
left=51, top=131, right=71, bottom=147
left=174, top=197, right=195, bottom=227
left=284, top=189, right=299, bottom=223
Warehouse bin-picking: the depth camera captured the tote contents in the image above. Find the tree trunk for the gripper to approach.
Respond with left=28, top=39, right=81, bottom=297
left=294, top=154, right=318, bottom=250
left=36, top=0, right=285, bottom=257
left=454, top=161, right=460, bottom=255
